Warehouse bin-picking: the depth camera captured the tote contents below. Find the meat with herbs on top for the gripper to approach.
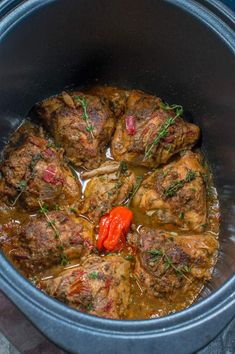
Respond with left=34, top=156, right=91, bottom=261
left=39, top=255, right=131, bottom=319
left=0, top=132, right=81, bottom=210
left=111, top=90, right=200, bottom=167
left=80, top=160, right=137, bottom=222
left=0, top=86, right=219, bottom=320
left=37, top=91, right=115, bottom=169
left=128, top=227, right=218, bottom=298
left=132, top=151, right=207, bottom=231
left=11, top=210, right=94, bottom=274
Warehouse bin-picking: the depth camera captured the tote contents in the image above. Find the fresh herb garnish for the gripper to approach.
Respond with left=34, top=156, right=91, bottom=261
left=147, top=249, right=163, bottom=262
left=147, top=248, right=191, bottom=280
left=18, top=180, right=27, bottom=191
left=178, top=212, right=184, bottom=220
left=164, top=254, right=190, bottom=279
left=47, top=220, right=56, bottom=227
left=163, top=170, right=196, bottom=197
left=70, top=207, right=77, bottom=213
left=200, top=172, right=214, bottom=198
left=147, top=249, right=163, bottom=256
left=87, top=302, right=94, bottom=311
left=159, top=102, right=183, bottom=115
left=124, top=255, right=133, bottom=261
left=38, top=199, right=68, bottom=266
left=117, top=161, right=128, bottom=177
left=144, top=103, right=183, bottom=160
left=127, top=176, right=143, bottom=207
left=39, top=202, right=49, bottom=214
left=88, top=272, right=99, bottom=279
left=75, top=96, right=94, bottom=139
left=60, top=253, right=69, bottom=266
left=30, top=153, right=42, bottom=170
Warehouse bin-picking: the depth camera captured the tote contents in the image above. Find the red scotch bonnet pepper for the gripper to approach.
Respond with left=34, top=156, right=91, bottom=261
left=97, top=206, right=133, bottom=251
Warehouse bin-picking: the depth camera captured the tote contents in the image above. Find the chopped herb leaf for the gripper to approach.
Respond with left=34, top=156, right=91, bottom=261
left=124, top=255, right=133, bottom=261
left=117, top=161, right=128, bottom=177
left=17, top=180, right=27, bottom=191
left=178, top=212, right=184, bottom=220
left=147, top=249, right=163, bottom=256
left=70, top=207, right=77, bottom=213
left=48, top=220, right=56, bottom=227
left=127, top=176, right=143, bottom=207
left=88, top=272, right=99, bottom=279
left=60, top=253, right=69, bottom=266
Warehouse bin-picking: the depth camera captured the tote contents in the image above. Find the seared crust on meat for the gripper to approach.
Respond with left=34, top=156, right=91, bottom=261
left=111, top=90, right=199, bottom=167
left=0, top=133, right=81, bottom=210
left=11, top=211, right=94, bottom=274
left=39, top=255, right=131, bottom=319
left=129, top=227, right=218, bottom=298
left=37, top=91, right=115, bottom=169
left=133, top=151, right=207, bottom=231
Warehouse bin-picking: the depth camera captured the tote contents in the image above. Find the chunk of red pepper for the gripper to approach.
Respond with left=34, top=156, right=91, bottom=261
left=43, top=165, right=64, bottom=185
left=125, top=115, right=136, bottom=135
left=97, top=206, right=133, bottom=251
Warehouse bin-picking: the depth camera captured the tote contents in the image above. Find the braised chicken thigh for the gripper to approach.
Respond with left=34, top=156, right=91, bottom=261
left=132, top=151, right=207, bottom=231
left=111, top=90, right=200, bottom=167
left=37, top=91, right=115, bottom=169
left=39, top=255, right=131, bottom=319
left=0, top=133, right=81, bottom=210
left=129, top=227, right=218, bottom=298
left=81, top=160, right=137, bottom=222
left=11, top=211, right=94, bottom=274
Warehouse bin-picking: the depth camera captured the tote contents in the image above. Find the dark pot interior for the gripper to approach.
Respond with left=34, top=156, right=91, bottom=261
left=0, top=1, right=234, bottom=354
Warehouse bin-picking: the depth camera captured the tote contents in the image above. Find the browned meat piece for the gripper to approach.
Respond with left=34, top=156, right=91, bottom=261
left=37, top=91, right=115, bottom=169
left=129, top=227, right=218, bottom=298
left=39, top=255, right=131, bottom=319
left=80, top=160, right=137, bottom=222
left=88, top=86, right=130, bottom=118
left=111, top=90, right=200, bottom=167
left=11, top=211, right=94, bottom=274
left=132, top=151, right=207, bottom=231
left=0, top=133, right=81, bottom=210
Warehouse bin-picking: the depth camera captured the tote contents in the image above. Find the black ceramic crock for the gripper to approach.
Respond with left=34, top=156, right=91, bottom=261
left=0, top=1, right=234, bottom=353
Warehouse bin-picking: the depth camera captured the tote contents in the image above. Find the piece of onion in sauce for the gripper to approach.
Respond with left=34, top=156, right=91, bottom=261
left=125, top=115, right=136, bottom=135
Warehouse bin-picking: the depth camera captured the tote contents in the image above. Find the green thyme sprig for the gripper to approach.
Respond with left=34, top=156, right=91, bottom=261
left=117, top=161, right=128, bottom=177
left=147, top=248, right=191, bottom=280
left=127, top=176, right=143, bottom=207
left=200, top=172, right=214, bottom=198
left=163, top=169, right=196, bottom=198
left=38, top=199, right=68, bottom=266
left=144, top=103, right=183, bottom=160
left=75, top=96, right=94, bottom=139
